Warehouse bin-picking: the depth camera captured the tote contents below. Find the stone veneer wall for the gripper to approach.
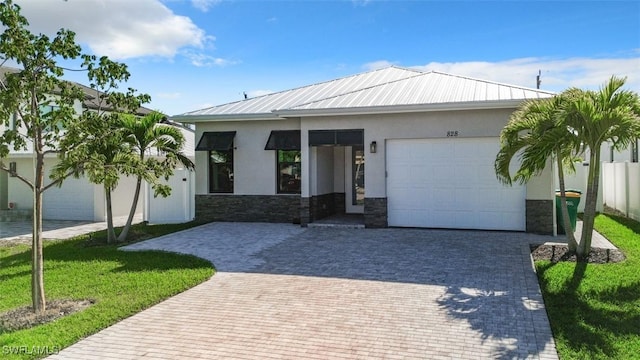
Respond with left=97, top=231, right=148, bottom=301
left=365, top=197, right=387, bottom=228
left=526, top=199, right=554, bottom=235
left=300, top=197, right=310, bottom=226
left=310, top=193, right=337, bottom=221
left=300, top=193, right=346, bottom=226
left=196, top=195, right=300, bottom=223
left=334, top=193, right=346, bottom=214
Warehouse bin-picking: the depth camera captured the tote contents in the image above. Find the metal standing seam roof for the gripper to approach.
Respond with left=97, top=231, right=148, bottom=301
left=174, top=66, right=555, bottom=119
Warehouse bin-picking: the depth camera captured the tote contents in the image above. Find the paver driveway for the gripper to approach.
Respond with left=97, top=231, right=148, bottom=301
left=49, top=223, right=558, bottom=360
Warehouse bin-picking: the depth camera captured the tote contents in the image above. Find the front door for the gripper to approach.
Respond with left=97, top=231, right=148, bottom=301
left=345, top=146, right=364, bottom=214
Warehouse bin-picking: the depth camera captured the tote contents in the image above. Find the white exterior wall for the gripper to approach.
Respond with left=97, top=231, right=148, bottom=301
left=6, top=158, right=35, bottom=211
left=6, top=156, right=147, bottom=221
left=194, top=119, right=300, bottom=195
left=6, top=157, right=96, bottom=220
left=314, top=146, right=334, bottom=195
left=299, top=108, right=553, bottom=202
left=333, top=147, right=346, bottom=193
left=93, top=175, right=144, bottom=221
left=0, top=170, right=7, bottom=209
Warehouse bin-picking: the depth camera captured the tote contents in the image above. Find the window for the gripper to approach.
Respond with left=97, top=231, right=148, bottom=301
left=277, top=150, right=301, bottom=194
left=195, top=131, right=236, bottom=193
left=264, top=130, right=302, bottom=194
left=209, top=150, right=233, bottom=193
left=9, top=113, right=17, bottom=130
left=40, top=105, right=64, bottom=132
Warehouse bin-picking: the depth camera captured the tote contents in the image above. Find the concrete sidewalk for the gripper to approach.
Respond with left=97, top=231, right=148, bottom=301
left=0, top=215, right=143, bottom=244
left=48, top=223, right=559, bottom=359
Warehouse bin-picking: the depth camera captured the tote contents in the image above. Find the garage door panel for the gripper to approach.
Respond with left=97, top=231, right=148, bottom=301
left=431, top=165, right=454, bottom=183
left=43, top=176, right=94, bottom=221
left=387, top=138, right=525, bottom=231
left=454, top=166, right=477, bottom=184
left=430, top=143, right=450, bottom=159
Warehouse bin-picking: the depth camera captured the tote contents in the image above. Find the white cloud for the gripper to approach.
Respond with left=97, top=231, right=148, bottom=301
left=352, top=0, right=372, bottom=7
left=191, top=0, right=221, bottom=12
left=412, top=56, right=640, bottom=92
left=15, top=0, right=212, bottom=60
left=363, top=60, right=397, bottom=71
left=184, top=51, right=239, bottom=67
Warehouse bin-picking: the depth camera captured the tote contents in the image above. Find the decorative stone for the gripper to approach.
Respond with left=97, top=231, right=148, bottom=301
left=365, top=198, right=387, bottom=228
left=526, top=200, right=554, bottom=235
left=196, top=195, right=300, bottom=224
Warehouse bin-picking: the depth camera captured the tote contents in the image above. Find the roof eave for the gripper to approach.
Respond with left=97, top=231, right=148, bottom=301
left=274, top=99, right=536, bottom=118
left=170, top=113, right=284, bottom=123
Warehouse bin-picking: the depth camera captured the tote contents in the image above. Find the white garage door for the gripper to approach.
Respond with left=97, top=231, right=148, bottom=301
left=386, top=138, right=525, bottom=231
left=43, top=177, right=94, bottom=221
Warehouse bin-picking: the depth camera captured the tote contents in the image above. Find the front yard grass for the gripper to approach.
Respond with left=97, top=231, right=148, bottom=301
left=0, top=222, right=214, bottom=359
left=535, top=213, right=640, bottom=359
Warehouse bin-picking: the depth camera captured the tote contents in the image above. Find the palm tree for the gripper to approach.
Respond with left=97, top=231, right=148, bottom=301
left=496, top=93, right=581, bottom=251
left=54, top=112, right=139, bottom=244
left=562, top=77, right=640, bottom=259
left=116, top=111, right=195, bottom=242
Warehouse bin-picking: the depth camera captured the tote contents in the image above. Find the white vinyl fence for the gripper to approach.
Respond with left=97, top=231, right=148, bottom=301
left=602, top=162, right=640, bottom=221
left=144, top=168, right=195, bottom=224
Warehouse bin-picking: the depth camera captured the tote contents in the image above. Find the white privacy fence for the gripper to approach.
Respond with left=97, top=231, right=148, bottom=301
left=144, top=168, right=195, bottom=224
left=602, top=162, right=640, bottom=221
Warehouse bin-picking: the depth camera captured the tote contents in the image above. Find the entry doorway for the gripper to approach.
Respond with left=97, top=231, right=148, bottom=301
left=345, top=146, right=364, bottom=214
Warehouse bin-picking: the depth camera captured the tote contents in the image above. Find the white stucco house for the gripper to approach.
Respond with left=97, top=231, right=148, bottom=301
left=0, top=68, right=195, bottom=223
left=172, top=66, right=559, bottom=234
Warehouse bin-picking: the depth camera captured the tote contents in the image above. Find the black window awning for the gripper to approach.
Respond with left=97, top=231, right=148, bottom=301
left=195, top=131, right=236, bottom=151
left=264, top=130, right=301, bottom=150
left=309, top=129, right=363, bottom=146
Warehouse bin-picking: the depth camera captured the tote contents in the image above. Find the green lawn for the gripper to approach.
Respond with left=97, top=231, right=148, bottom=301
left=0, top=222, right=214, bottom=360
left=536, top=214, right=640, bottom=359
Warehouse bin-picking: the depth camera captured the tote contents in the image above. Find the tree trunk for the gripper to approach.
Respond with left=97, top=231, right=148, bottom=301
left=32, top=153, right=46, bottom=314
left=577, top=148, right=601, bottom=260
left=116, top=175, right=142, bottom=243
left=556, top=155, right=578, bottom=252
left=105, top=184, right=116, bottom=244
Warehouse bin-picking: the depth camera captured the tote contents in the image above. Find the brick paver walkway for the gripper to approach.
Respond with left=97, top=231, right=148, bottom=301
left=48, top=223, right=559, bottom=359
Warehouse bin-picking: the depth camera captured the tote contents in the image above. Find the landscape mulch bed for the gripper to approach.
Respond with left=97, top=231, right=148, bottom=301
left=0, top=299, right=94, bottom=333
left=530, top=244, right=625, bottom=264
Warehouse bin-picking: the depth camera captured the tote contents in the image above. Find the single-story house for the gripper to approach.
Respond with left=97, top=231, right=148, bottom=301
left=172, top=66, right=558, bottom=233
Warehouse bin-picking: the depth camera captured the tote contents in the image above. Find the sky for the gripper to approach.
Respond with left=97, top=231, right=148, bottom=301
left=11, top=0, right=640, bottom=116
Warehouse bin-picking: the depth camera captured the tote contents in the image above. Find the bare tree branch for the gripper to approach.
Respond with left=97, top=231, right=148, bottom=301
left=42, top=168, right=81, bottom=192
left=0, top=160, right=34, bottom=190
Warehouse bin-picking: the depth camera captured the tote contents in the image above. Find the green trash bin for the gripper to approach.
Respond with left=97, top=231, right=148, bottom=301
left=555, top=189, right=582, bottom=233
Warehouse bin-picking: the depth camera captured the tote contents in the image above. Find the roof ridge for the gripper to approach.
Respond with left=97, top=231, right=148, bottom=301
left=181, top=66, right=420, bottom=115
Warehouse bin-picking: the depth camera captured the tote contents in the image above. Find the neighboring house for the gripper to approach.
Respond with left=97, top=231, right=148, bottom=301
left=0, top=67, right=195, bottom=223
left=172, top=66, right=559, bottom=234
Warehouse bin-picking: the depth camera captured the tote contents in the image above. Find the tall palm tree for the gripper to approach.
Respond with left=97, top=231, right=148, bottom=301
left=562, top=77, right=640, bottom=259
left=496, top=93, right=581, bottom=251
left=116, top=111, right=195, bottom=242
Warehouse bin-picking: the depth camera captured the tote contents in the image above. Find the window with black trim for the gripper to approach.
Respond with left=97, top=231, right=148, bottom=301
left=209, top=150, right=233, bottom=193
left=277, top=150, right=301, bottom=194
